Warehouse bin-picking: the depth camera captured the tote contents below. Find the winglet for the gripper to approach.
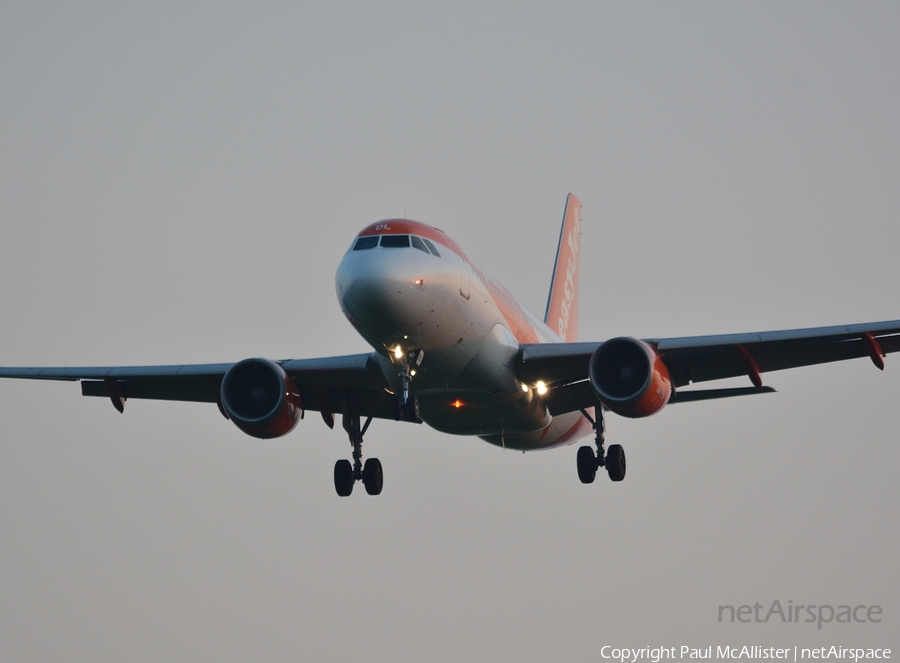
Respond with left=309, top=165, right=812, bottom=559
left=544, top=194, right=582, bottom=342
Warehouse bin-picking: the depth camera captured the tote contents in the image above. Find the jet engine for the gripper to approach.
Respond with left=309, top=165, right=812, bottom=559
left=220, top=358, right=301, bottom=438
left=588, top=337, right=672, bottom=418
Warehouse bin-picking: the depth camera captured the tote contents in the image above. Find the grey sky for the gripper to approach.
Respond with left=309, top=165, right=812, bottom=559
left=1, top=3, right=898, bottom=660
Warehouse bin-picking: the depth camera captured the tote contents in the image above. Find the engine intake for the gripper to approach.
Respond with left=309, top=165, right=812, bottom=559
left=220, top=358, right=301, bottom=438
left=589, top=337, right=672, bottom=418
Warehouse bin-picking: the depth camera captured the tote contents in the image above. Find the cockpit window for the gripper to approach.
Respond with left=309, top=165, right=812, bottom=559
left=353, top=236, right=379, bottom=251
left=352, top=233, right=441, bottom=255
left=380, top=235, right=410, bottom=248
left=422, top=238, right=441, bottom=257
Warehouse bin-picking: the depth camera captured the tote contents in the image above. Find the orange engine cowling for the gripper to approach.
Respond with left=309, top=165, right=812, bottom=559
left=588, top=337, right=672, bottom=418
left=220, top=358, right=301, bottom=439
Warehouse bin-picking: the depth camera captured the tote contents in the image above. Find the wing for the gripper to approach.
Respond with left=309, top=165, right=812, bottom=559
left=0, top=353, right=395, bottom=422
left=517, top=319, right=900, bottom=415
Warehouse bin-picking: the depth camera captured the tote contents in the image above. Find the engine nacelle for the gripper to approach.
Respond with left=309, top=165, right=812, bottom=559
left=588, top=337, right=672, bottom=418
left=220, top=358, right=301, bottom=439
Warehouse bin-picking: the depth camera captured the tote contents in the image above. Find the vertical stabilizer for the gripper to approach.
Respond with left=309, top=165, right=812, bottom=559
left=543, top=194, right=581, bottom=342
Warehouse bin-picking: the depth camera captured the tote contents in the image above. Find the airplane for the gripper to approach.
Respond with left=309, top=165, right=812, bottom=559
left=2, top=194, right=899, bottom=496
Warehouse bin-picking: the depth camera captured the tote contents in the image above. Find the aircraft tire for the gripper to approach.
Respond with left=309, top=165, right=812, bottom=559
left=576, top=445, right=597, bottom=484
left=334, top=459, right=354, bottom=496
left=362, top=458, right=383, bottom=495
left=606, top=444, right=626, bottom=482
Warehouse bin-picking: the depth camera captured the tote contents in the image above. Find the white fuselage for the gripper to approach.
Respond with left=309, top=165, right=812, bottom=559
left=334, top=219, right=592, bottom=451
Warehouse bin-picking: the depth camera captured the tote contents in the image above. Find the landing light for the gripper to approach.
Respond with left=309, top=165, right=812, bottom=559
left=520, top=383, right=529, bottom=392
left=393, top=345, right=403, bottom=359
left=536, top=381, right=547, bottom=395
left=452, top=400, right=463, bottom=408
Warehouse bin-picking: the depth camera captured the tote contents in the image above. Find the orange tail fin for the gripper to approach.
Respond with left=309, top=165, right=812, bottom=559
left=543, top=194, right=581, bottom=342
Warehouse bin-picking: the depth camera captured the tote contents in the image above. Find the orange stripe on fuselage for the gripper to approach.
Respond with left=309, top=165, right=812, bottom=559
left=469, top=265, right=544, bottom=344
left=526, top=409, right=593, bottom=448
left=552, top=411, right=595, bottom=446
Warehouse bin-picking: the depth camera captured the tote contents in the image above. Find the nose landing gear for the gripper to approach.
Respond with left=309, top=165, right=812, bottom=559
left=334, top=347, right=424, bottom=497
left=575, top=407, right=626, bottom=483
left=393, top=348, right=422, bottom=422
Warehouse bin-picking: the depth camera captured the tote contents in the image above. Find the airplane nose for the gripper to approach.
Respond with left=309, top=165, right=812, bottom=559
left=335, top=250, right=426, bottom=341
left=340, top=272, right=404, bottom=320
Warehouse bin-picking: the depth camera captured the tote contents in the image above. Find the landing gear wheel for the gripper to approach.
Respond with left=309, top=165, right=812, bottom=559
left=334, top=459, right=354, bottom=496
left=606, top=444, right=626, bottom=482
left=362, top=457, right=383, bottom=495
left=576, top=446, right=597, bottom=484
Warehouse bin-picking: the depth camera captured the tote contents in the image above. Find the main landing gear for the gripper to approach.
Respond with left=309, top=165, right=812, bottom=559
left=576, top=408, right=626, bottom=483
left=334, top=395, right=383, bottom=497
